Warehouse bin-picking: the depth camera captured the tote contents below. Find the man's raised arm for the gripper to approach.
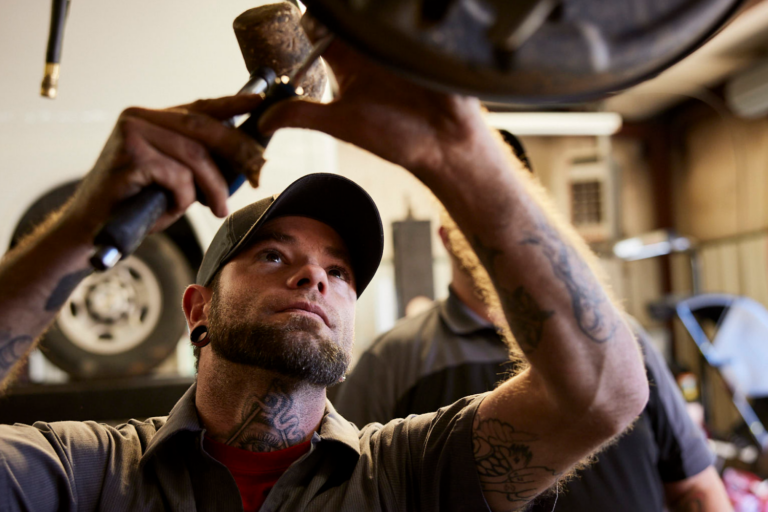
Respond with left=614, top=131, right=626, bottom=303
left=435, top=135, right=648, bottom=510
left=261, top=27, right=649, bottom=511
left=0, top=95, right=264, bottom=388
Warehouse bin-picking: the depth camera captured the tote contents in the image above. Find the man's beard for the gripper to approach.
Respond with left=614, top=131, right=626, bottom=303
left=207, top=290, right=351, bottom=388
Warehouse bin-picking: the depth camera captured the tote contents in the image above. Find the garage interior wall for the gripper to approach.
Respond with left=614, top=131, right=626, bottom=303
left=669, top=110, right=768, bottom=433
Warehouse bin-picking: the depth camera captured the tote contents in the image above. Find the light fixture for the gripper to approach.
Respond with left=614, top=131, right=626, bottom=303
left=613, top=230, right=695, bottom=261
left=485, top=112, right=623, bottom=136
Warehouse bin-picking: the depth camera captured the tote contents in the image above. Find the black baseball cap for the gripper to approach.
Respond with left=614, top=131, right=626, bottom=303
left=196, top=173, right=384, bottom=296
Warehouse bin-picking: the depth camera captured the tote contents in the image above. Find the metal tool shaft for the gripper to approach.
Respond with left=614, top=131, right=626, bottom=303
left=41, top=0, right=71, bottom=98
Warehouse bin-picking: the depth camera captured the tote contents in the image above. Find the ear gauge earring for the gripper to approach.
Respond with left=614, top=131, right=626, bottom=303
left=191, top=325, right=210, bottom=348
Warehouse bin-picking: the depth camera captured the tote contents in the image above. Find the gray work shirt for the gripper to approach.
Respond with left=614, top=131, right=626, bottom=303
left=335, top=291, right=715, bottom=512
left=0, top=383, right=490, bottom=511
left=334, top=289, right=511, bottom=426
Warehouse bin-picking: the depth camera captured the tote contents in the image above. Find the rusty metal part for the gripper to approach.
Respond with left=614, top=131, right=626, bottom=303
left=303, top=0, right=746, bottom=103
left=233, top=2, right=327, bottom=100
left=291, top=34, right=335, bottom=85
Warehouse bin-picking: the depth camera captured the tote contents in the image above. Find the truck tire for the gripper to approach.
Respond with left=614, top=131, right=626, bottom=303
left=42, top=233, right=193, bottom=379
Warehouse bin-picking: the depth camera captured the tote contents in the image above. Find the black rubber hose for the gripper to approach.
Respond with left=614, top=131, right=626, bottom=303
left=45, top=0, right=70, bottom=65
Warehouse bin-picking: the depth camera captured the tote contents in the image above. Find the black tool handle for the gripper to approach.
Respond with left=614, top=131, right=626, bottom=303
left=90, top=186, right=167, bottom=270
left=89, top=75, right=298, bottom=271
left=45, top=0, right=71, bottom=64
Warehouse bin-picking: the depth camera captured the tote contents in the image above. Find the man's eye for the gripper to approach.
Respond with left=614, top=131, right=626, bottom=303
left=261, top=251, right=282, bottom=263
left=328, top=267, right=348, bottom=281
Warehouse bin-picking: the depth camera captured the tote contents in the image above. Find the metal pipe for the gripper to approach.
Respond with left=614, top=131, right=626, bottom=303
left=41, top=0, right=71, bottom=99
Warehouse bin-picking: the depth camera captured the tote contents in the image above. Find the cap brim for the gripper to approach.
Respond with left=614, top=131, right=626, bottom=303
left=228, top=173, right=384, bottom=297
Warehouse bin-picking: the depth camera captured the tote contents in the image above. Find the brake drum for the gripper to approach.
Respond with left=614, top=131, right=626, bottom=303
left=303, top=0, right=745, bottom=103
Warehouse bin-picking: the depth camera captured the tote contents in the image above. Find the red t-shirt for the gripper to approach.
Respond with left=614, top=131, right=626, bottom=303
left=204, top=436, right=312, bottom=512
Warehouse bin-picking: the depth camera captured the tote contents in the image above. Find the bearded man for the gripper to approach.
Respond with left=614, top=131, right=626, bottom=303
left=0, top=23, right=647, bottom=512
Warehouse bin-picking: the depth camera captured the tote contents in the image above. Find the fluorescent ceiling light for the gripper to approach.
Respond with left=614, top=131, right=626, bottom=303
left=613, top=229, right=695, bottom=261
left=486, top=112, right=623, bottom=136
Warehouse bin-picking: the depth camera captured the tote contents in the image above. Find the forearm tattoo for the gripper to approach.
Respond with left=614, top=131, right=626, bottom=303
left=45, top=268, right=92, bottom=312
left=473, top=417, right=557, bottom=504
left=226, top=379, right=307, bottom=452
left=500, top=286, right=554, bottom=355
left=0, top=330, right=33, bottom=372
left=471, top=237, right=555, bottom=354
left=520, top=220, right=616, bottom=343
left=471, top=210, right=616, bottom=346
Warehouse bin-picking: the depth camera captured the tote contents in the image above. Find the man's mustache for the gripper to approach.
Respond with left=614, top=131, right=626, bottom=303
left=262, top=292, right=339, bottom=329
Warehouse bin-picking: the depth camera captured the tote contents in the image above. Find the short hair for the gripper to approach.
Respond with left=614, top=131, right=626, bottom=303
left=498, top=129, right=533, bottom=173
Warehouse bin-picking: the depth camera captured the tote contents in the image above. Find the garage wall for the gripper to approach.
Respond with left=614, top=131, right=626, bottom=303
left=675, top=114, right=768, bottom=241
left=670, top=112, right=768, bottom=303
left=671, top=112, right=768, bottom=305
left=611, top=137, right=665, bottom=328
left=669, top=111, right=768, bottom=433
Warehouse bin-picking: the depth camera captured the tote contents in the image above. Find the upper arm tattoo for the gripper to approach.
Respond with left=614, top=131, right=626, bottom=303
left=473, top=416, right=557, bottom=505
left=226, top=379, right=307, bottom=452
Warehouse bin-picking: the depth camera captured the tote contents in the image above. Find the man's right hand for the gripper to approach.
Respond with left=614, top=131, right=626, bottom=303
left=63, top=94, right=266, bottom=239
left=0, top=94, right=266, bottom=388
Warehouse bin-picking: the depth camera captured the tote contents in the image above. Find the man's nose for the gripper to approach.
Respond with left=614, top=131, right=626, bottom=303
left=287, top=264, right=328, bottom=294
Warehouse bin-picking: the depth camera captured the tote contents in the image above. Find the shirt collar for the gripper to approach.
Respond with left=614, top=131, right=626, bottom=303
left=439, top=287, right=496, bottom=335
left=317, top=399, right=362, bottom=457
left=140, top=382, right=361, bottom=467
left=140, top=382, right=203, bottom=467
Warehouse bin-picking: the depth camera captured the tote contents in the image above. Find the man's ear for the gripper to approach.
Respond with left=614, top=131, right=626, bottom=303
left=182, top=284, right=213, bottom=329
left=438, top=225, right=450, bottom=251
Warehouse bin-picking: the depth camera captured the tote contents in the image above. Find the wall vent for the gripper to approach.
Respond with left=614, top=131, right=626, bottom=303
left=571, top=180, right=604, bottom=226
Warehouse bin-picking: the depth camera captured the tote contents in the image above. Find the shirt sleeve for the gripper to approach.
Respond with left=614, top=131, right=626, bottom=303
left=333, top=349, right=399, bottom=427
left=359, top=393, right=491, bottom=512
left=0, top=420, right=148, bottom=512
left=632, top=322, right=715, bottom=482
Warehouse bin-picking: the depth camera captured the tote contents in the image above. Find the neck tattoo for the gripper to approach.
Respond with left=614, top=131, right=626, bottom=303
left=225, top=379, right=307, bottom=452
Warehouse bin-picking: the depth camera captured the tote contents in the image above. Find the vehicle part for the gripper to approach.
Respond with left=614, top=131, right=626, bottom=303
left=44, top=234, right=193, bottom=379
left=303, top=0, right=746, bottom=102
left=10, top=184, right=196, bottom=379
